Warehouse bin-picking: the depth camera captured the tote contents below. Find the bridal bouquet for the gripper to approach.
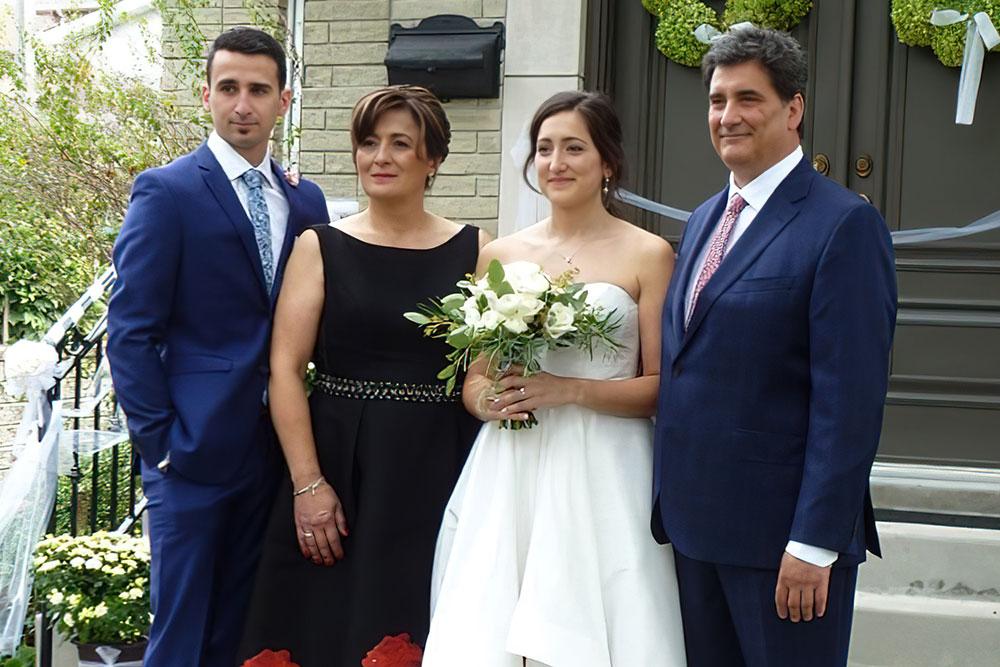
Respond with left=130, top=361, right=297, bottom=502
left=405, top=260, right=620, bottom=428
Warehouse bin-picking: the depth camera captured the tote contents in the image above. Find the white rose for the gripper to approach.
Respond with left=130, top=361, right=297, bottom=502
left=502, top=317, right=529, bottom=334
left=502, top=261, right=550, bottom=297
left=47, top=589, right=64, bottom=605
left=458, top=276, right=492, bottom=297
left=490, top=294, right=545, bottom=333
left=479, top=310, right=502, bottom=330
left=544, top=302, right=577, bottom=339
left=84, top=557, right=102, bottom=570
left=461, top=296, right=482, bottom=328
left=69, top=557, right=85, bottom=569
left=38, top=560, right=59, bottom=572
left=62, top=613, right=75, bottom=628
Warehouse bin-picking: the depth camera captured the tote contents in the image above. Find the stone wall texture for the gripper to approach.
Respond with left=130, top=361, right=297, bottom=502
left=302, top=0, right=505, bottom=234
left=159, top=0, right=505, bottom=234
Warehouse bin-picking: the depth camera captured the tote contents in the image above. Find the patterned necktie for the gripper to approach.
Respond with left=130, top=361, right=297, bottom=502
left=240, top=169, right=274, bottom=293
left=686, top=193, right=747, bottom=328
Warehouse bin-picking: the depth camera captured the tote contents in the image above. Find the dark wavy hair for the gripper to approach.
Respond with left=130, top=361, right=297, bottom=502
left=523, top=91, right=626, bottom=214
left=350, top=85, right=451, bottom=189
left=702, top=26, right=807, bottom=138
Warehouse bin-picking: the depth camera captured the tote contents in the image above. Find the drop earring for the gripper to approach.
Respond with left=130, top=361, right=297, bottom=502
left=602, top=177, right=610, bottom=195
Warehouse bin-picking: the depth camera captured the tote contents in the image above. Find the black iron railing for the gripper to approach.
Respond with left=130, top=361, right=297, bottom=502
left=22, top=267, right=147, bottom=667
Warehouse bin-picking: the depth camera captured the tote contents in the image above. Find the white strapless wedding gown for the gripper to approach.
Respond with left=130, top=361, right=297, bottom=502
left=423, top=283, right=687, bottom=667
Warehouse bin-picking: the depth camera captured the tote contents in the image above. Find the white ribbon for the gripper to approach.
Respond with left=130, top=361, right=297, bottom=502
left=694, top=21, right=755, bottom=45
left=930, top=10, right=1000, bottom=124
left=3, top=340, right=59, bottom=457
left=618, top=188, right=1000, bottom=246
left=0, top=399, right=60, bottom=655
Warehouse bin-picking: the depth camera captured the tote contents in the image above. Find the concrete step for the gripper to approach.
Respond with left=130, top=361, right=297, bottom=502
left=849, top=522, right=1000, bottom=666
left=851, top=593, right=999, bottom=666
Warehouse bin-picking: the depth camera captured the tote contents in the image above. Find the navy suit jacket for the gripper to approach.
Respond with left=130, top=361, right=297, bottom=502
left=652, top=158, right=897, bottom=570
left=108, top=142, right=329, bottom=484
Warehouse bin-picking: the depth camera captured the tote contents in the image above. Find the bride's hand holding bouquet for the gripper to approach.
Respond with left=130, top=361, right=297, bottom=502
left=405, top=259, right=620, bottom=428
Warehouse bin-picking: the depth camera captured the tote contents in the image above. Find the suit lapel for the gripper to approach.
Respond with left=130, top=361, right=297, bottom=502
left=195, top=144, right=269, bottom=295
left=670, top=188, right=728, bottom=350
left=679, top=159, right=815, bottom=352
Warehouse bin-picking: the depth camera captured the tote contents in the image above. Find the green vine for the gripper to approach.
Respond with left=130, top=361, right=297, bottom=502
left=643, top=0, right=813, bottom=68
left=891, top=0, right=1000, bottom=67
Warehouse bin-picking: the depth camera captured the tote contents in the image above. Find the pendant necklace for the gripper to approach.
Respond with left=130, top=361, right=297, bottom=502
left=557, top=237, right=595, bottom=265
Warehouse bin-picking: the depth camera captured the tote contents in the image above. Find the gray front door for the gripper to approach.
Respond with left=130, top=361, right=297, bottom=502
left=588, top=0, right=1000, bottom=467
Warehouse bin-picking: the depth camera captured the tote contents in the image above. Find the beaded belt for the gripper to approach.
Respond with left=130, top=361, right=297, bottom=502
left=313, top=372, right=457, bottom=403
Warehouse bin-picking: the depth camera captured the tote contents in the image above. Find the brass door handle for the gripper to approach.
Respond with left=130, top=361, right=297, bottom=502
left=812, top=153, right=830, bottom=176
left=855, top=154, right=873, bottom=178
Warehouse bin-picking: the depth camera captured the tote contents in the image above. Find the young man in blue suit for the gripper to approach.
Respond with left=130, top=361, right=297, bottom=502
left=652, top=27, right=897, bottom=666
left=107, top=27, right=328, bottom=666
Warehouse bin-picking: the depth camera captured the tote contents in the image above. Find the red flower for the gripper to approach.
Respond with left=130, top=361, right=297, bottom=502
left=361, top=633, right=423, bottom=666
left=243, top=649, right=301, bottom=667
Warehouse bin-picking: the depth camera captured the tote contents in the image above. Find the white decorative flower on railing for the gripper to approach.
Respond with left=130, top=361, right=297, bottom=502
left=3, top=339, right=58, bottom=399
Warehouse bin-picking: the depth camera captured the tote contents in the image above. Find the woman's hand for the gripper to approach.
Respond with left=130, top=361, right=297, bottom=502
left=293, top=482, right=349, bottom=566
left=488, top=366, right=580, bottom=420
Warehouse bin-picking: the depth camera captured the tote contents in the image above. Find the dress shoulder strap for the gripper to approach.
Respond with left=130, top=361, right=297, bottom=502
left=455, top=224, right=481, bottom=267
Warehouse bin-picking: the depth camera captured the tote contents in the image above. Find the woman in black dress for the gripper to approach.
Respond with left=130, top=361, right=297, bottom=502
left=241, top=86, right=487, bottom=665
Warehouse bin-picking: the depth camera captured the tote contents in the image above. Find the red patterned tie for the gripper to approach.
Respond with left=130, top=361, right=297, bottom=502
left=686, top=193, right=747, bottom=328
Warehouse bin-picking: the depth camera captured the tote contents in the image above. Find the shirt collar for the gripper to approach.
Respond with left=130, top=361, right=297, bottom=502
left=206, top=131, right=279, bottom=190
left=728, top=145, right=804, bottom=212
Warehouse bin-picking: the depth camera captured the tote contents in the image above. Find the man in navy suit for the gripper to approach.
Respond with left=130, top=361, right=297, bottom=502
left=107, top=27, right=328, bottom=666
left=652, top=27, right=897, bottom=665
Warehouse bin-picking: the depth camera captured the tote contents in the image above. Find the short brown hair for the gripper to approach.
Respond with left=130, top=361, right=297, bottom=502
left=523, top=91, right=626, bottom=214
left=350, top=85, right=451, bottom=186
left=702, top=27, right=807, bottom=138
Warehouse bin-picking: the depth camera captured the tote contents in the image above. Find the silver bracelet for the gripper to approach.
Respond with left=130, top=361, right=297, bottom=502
left=293, top=476, right=326, bottom=497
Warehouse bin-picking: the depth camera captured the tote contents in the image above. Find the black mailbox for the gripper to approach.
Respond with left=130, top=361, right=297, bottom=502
left=385, top=15, right=505, bottom=100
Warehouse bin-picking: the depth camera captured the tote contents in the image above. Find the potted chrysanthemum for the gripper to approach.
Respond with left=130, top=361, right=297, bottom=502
left=33, top=531, right=150, bottom=664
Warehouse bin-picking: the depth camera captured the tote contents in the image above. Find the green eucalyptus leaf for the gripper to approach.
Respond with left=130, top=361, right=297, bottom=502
left=403, top=312, right=431, bottom=325
left=447, top=329, right=472, bottom=349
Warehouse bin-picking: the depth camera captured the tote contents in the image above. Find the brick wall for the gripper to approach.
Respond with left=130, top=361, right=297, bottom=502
left=0, top=348, right=20, bottom=475
left=301, top=0, right=505, bottom=235
left=160, top=0, right=288, bottom=107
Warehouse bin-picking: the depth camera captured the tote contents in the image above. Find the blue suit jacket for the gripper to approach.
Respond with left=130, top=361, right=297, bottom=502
left=652, top=158, right=897, bottom=569
left=108, top=142, right=329, bottom=484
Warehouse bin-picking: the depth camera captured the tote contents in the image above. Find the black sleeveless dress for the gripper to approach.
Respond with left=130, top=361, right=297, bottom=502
left=241, top=224, right=481, bottom=666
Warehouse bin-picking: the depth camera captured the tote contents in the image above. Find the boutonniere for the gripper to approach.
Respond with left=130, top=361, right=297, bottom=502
left=283, top=168, right=300, bottom=188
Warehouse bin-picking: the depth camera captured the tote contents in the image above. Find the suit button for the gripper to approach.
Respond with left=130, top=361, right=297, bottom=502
left=673, top=364, right=682, bottom=378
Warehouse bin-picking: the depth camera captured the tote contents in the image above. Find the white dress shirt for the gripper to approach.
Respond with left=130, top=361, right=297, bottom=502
left=206, top=131, right=289, bottom=287
left=683, top=145, right=837, bottom=568
left=684, top=145, right=803, bottom=323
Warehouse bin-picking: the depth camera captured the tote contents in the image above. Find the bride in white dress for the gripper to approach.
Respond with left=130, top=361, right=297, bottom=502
left=423, top=91, right=687, bottom=666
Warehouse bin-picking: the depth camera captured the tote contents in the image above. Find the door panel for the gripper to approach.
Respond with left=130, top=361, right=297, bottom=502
left=588, top=0, right=1000, bottom=467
